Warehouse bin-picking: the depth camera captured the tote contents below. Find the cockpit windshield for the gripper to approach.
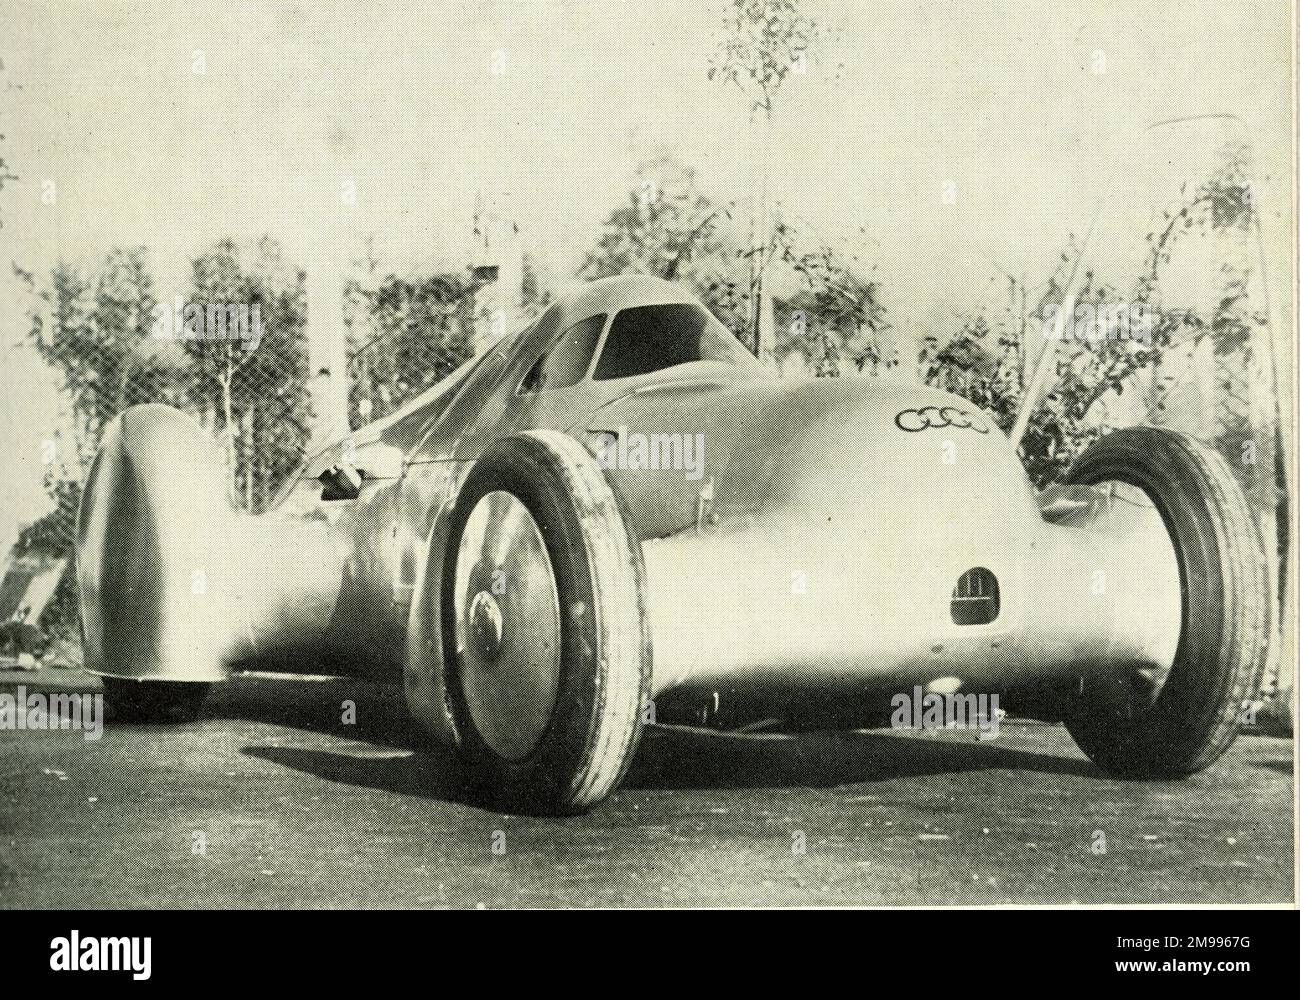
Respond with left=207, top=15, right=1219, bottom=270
left=592, top=303, right=762, bottom=381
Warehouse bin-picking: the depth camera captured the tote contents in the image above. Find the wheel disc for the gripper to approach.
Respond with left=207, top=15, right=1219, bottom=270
left=453, top=490, right=562, bottom=761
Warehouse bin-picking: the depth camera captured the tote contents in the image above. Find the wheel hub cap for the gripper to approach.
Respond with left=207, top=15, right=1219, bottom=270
left=468, top=590, right=504, bottom=662
left=454, top=491, right=562, bottom=760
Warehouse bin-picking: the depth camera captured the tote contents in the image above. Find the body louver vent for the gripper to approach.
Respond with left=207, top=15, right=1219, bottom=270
left=951, top=567, right=999, bottom=625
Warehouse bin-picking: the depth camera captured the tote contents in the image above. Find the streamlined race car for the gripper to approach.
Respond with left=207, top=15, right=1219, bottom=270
left=76, top=275, right=1267, bottom=813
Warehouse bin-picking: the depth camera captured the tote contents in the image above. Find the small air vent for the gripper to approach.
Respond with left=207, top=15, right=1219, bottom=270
left=951, top=567, right=999, bottom=625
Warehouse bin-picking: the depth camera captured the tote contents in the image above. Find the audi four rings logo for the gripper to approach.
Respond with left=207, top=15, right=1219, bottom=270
left=894, top=406, right=991, bottom=434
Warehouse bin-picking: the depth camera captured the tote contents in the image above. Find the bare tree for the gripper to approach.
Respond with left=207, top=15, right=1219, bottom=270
left=709, top=0, right=823, bottom=361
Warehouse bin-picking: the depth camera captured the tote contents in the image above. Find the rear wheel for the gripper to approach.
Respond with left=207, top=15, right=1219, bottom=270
left=440, top=431, right=651, bottom=815
left=1062, top=427, right=1267, bottom=776
left=101, top=677, right=210, bottom=723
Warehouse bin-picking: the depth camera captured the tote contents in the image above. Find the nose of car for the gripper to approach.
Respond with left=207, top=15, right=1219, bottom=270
left=712, top=376, right=1037, bottom=527
left=634, top=376, right=1049, bottom=696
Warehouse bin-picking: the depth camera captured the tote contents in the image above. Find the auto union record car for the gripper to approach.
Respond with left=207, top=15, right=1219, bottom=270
left=76, top=275, right=1267, bottom=813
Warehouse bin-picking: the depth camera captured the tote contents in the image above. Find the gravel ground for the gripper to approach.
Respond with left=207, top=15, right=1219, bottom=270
left=0, top=669, right=1293, bottom=907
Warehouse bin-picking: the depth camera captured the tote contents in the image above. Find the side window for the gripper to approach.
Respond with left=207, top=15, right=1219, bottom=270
left=519, top=314, right=605, bottom=393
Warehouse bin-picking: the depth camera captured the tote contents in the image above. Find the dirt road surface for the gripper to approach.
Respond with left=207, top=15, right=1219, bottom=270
left=1, top=670, right=1292, bottom=907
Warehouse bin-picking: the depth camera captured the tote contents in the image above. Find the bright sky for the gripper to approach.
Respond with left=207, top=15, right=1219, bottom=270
left=0, top=0, right=1292, bottom=546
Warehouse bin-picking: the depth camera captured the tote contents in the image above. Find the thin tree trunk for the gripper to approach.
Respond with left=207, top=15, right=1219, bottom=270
left=220, top=351, right=237, bottom=503
left=752, top=106, right=775, bottom=363
left=244, top=400, right=255, bottom=512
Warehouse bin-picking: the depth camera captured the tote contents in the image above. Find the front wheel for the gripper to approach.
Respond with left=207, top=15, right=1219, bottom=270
left=439, top=431, right=651, bottom=815
left=1062, top=427, right=1268, bottom=777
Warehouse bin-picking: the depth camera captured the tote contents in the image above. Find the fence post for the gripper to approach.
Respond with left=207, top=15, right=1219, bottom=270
left=306, top=254, right=351, bottom=449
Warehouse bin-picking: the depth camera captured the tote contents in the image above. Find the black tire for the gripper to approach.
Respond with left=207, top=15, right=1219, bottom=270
left=101, top=676, right=210, bottom=723
left=1062, top=426, right=1267, bottom=776
left=441, top=431, right=651, bottom=815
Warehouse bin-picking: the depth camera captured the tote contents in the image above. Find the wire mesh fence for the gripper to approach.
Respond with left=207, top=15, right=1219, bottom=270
left=343, top=271, right=480, bottom=427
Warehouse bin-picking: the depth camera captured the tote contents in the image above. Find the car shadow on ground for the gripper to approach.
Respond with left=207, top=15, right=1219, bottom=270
left=216, top=672, right=1102, bottom=806
left=243, top=744, right=479, bottom=804
left=625, top=724, right=1101, bottom=789
left=208, top=672, right=421, bottom=748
